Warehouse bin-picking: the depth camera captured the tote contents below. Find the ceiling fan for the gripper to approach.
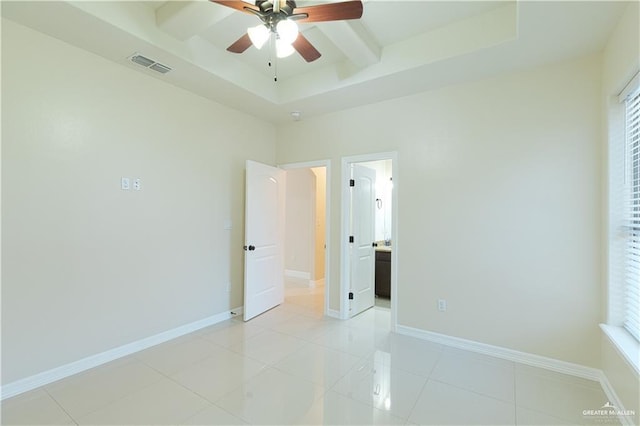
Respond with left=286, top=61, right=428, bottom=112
left=211, top=0, right=364, bottom=63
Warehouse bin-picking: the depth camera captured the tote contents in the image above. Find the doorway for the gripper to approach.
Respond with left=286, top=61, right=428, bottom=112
left=341, top=152, right=397, bottom=330
left=280, top=160, right=331, bottom=317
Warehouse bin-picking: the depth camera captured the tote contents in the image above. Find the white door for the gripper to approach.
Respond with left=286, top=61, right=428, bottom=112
left=350, top=164, right=376, bottom=317
left=244, top=160, right=286, bottom=321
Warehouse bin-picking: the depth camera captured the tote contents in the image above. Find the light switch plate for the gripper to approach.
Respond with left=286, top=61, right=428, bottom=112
left=121, top=177, right=130, bottom=190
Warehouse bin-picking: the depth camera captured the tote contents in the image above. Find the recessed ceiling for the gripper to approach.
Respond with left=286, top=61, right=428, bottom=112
left=1, top=1, right=629, bottom=124
left=198, top=14, right=348, bottom=81
left=361, top=1, right=506, bottom=46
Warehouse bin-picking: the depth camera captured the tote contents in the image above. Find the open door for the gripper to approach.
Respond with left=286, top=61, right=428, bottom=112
left=349, top=164, right=376, bottom=317
left=244, top=160, right=286, bottom=321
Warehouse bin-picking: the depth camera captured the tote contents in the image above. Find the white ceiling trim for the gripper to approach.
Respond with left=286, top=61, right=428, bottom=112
left=156, top=1, right=234, bottom=41
left=316, top=20, right=381, bottom=68
left=276, top=2, right=517, bottom=104
left=1, top=1, right=628, bottom=124
left=44, top=1, right=518, bottom=106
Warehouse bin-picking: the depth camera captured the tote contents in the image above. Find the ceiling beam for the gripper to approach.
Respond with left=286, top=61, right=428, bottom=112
left=156, top=1, right=233, bottom=41
left=316, top=20, right=380, bottom=68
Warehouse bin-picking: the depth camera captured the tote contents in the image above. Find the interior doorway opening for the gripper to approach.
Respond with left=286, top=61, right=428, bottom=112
left=341, top=152, right=397, bottom=329
left=280, top=161, right=331, bottom=317
left=358, top=159, right=393, bottom=311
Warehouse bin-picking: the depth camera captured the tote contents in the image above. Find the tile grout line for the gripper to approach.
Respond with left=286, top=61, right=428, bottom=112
left=405, top=378, right=431, bottom=424
left=511, top=365, right=602, bottom=425
left=139, top=335, right=271, bottom=412
left=212, top=365, right=325, bottom=425
left=427, top=377, right=518, bottom=406
left=319, top=352, right=371, bottom=399
left=117, top=347, right=254, bottom=425
left=13, top=292, right=606, bottom=426
left=404, top=345, right=445, bottom=423
left=43, top=360, right=168, bottom=424
left=43, top=388, right=79, bottom=426
left=80, top=377, right=164, bottom=422
left=513, top=404, right=583, bottom=426
left=160, top=375, right=245, bottom=425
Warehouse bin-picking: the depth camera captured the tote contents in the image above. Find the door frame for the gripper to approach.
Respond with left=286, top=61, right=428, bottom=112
left=279, top=159, right=332, bottom=318
left=341, top=152, right=398, bottom=331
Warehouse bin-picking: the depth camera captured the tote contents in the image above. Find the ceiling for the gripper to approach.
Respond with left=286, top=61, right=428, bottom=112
left=1, top=1, right=629, bottom=124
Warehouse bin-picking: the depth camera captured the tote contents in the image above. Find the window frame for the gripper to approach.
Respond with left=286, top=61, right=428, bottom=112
left=604, top=71, right=640, bottom=374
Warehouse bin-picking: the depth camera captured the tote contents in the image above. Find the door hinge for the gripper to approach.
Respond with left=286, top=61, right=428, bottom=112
left=349, top=236, right=354, bottom=243
left=349, top=179, right=355, bottom=187
left=349, top=292, right=354, bottom=300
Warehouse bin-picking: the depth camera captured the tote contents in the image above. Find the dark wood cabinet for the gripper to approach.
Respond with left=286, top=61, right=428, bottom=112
left=375, top=250, right=391, bottom=298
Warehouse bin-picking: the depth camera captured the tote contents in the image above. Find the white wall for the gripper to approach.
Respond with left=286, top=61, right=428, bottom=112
left=277, top=54, right=603, bottom=367
left=1, top=19, right=276, bottom=385
left=284, top=168, right=315, bottom=278
left=601, top=1, right=640, bottom=418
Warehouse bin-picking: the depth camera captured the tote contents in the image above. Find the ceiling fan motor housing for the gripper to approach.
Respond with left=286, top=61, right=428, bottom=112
left=256, top=0, right=297, bottom=17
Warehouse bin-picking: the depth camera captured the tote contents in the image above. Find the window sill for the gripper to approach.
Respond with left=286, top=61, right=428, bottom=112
left=600, top=324, right=640, bottom=375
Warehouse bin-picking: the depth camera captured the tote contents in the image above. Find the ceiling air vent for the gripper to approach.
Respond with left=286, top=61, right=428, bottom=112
left=128, top=53, right=172, bottom=74
left=149, top=63, right=172, bottom=74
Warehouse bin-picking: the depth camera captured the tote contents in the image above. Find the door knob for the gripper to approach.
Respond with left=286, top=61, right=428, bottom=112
left=248, top=245, right=256, bottom=251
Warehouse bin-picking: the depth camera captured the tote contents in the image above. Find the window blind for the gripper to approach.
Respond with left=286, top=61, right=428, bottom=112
left=624, top=88, right=640, bottom=341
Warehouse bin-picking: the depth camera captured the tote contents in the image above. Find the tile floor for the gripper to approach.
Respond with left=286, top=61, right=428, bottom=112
left=375, top=297, right=391, bottom=310
left=1, top=282, right=618, bottom=425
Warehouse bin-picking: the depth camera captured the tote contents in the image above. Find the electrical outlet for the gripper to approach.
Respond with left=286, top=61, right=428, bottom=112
left=438, top=299, right=447, bottom=312
left=133, top=178, right=141, bottom=191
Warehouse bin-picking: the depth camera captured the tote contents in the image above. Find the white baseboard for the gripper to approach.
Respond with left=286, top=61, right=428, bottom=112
left=598, top=372, right=636, bottom=426
left=395, top=324, right=602, bottom=381
left=327, top=308, right=341, bottom=319
left=1, top=307, right=243, bottom=400
left=396, top=324, right=640, bottom=424
left=397, top=324, right=639, bottom=423
left=229, top=306, right=244, bottom=317
left=284, top=269, right=311, bottom=280
left=396, top=324, right=638, bottom=425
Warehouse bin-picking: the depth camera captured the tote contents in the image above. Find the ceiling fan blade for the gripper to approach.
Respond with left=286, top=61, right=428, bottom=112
left=210, top=0, right=259, bottom=14
left=292, top=34, right=321, bottom=62
left=292, top=0, right=363, bottom=23
left=227, top=33, right=253, bottom=53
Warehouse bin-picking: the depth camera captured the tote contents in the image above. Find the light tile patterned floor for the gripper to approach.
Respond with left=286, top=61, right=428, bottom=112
left=1, top=281, right=618, bottom=425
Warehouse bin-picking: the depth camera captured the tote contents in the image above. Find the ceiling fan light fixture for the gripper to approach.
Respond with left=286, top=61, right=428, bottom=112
left=276, top=38, right=295, bottom=58
left=276, top=19, right=298, bottom=44
left=215, top=0, right=363, bottom=63
left=247, top=24, right=270, bottom=49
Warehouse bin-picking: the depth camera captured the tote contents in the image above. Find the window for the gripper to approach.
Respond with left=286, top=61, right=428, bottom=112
left=622, top=79, right=640, bottom=341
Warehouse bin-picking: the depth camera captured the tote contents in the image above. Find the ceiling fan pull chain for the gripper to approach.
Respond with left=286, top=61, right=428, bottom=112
left=268, top=32, right=273, bottom=68
left=268, top=31, right=278, bottom=82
